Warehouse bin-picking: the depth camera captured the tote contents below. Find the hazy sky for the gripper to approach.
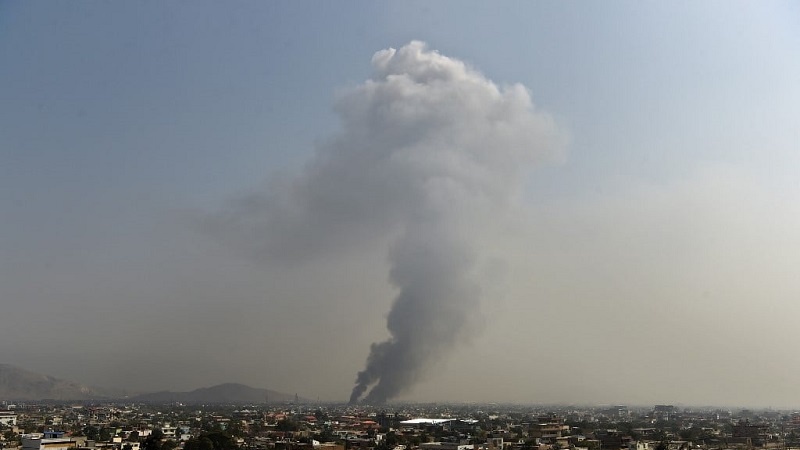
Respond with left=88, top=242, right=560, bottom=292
left=3, top=1, right=800, bottom=407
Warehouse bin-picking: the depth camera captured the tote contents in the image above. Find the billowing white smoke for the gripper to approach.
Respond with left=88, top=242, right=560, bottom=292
left=211, top=41, right=563, bottom=403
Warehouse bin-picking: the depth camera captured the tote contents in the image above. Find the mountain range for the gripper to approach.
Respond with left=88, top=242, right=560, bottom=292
left=0, top=364, right=304, bottom=403
left=130, top=383, right=302, bottom=404
left=0, top=364, right=96, bottom=401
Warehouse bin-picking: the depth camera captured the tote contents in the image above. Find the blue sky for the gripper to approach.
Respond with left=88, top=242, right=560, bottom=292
left=2, top=1, right=800, bottom=405
left=4, top=2, right=799, bottom=204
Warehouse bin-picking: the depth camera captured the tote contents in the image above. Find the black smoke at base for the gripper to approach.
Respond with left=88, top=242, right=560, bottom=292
left=350, top=224, right=480, bottom=404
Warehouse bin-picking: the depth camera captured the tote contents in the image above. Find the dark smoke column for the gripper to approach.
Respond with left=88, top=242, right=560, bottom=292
left=345, top=43, right=562, bottom=404
left=350, top=224, right=479, bottom=404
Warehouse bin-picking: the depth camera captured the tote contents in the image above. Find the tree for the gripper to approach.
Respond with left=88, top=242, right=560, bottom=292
left=99, top=428, right=112, bottom=442
left=249, top=422, right=264, bottom=436
left=276, top=419, right=299, bottom=432
left=203, top=431, right=237, bottom=450
left=142, top=429, right=165, bottom=450
left=420, top=432, right=429, bottom=444
left=184, top=432, right=236, bottom=450
left=3, top=430, right=19, bottom=448
left=184, top=437, right=214, bottom=450
left=316, top=427, right=335, bottom=443
left=84, top=426, right=100, bottom=441
left=226, top=421, right=244, bottom=438
left=384, top=431, right=398, bottom=447
left=21, top=421, right=38, bottom=434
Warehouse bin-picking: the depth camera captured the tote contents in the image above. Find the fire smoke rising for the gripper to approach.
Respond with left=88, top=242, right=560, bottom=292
left=211, top=41, right=561, bottom=403
left=346, top=43, right=561, bottom=403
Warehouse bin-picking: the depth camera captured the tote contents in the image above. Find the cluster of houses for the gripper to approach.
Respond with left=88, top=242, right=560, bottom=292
left=0, top=402, right=798, bottom=450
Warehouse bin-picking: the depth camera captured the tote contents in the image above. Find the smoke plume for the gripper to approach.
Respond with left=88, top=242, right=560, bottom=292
left=210, top=41, right=562, bottom=403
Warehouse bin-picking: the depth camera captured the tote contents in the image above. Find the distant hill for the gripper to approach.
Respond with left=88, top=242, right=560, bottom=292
left=0, top=364, right=100, bottom=401
left=130, top=383, right=305, bottom=404
left=0, top=364, right=304, bottom=404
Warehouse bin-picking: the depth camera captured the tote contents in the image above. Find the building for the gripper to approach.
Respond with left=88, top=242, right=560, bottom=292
left=0, top=411, right=17, bottom=427
left=653, top=406, right=675, bottom=421
left=629, top=442, right=651, bottom=450
left=732, top=420, right=768, bottom=447
left=22, top=432, right=77, bottom=450
left=420, top=443, right=472, bottom=450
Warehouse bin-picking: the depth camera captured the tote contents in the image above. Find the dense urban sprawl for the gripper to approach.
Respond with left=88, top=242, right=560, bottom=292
left=2, top=402, right=800, bottom=450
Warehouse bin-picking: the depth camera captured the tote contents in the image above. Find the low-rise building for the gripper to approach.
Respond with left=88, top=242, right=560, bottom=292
left=0, top=411, right=17, bottom=427
left=22, top=432, right=77, bottom=450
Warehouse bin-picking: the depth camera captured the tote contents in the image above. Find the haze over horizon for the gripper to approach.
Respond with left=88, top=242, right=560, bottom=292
left=3, top=1, right=800, bottom=408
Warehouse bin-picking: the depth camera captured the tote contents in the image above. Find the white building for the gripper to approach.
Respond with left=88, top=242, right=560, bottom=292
left=629, top=442, right=651, bottom=450
left=160, top=425, right=177, bottom=438
left=0, top=411, right=17, bottom=426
